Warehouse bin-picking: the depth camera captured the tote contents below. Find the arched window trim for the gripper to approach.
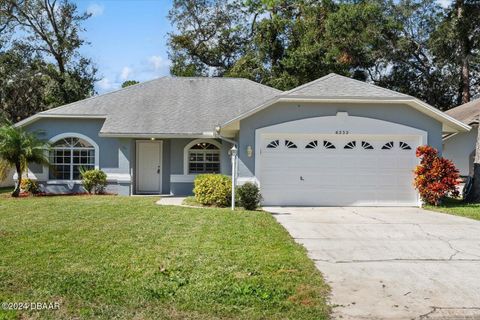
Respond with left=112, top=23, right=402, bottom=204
left=48, top=133, right=100, bottom=181
left=183, top=139, right=222, bottom=175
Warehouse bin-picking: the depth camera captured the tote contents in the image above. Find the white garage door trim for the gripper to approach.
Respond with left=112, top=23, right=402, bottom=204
left=254, top=114, right=427, bottom=207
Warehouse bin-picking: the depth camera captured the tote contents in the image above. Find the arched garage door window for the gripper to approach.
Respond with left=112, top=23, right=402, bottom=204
left=49, top=134, right=98, bottom=180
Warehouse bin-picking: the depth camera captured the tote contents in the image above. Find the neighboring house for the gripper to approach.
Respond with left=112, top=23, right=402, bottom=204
left=443, top=98, right=479, bottom=177
left=16, top=73, right=469, bottom=206
left=0, top=167, right=15, bottom=188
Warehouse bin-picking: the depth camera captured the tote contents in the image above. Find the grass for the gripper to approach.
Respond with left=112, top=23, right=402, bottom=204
left=182, top=196, right=208, bottom=207
left=425, top=197, right=480, bottom=221
left=0, top=195, right=330, bottom=320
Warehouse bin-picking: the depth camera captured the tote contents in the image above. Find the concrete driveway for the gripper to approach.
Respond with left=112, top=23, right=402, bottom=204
left=265, top=207, right=480, bottom=319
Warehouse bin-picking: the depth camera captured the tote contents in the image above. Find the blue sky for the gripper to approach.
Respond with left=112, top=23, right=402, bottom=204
left=73, top=0, right=174, bottom=93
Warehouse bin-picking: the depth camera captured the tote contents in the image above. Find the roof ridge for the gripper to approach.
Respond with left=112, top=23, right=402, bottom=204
left=41, top=76, right=168, bottom=114
left=239, top=78, right=283, bottom=93
left=170, top=76, right=250, bottom=80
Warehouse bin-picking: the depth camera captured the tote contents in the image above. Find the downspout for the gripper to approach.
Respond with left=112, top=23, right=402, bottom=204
left=216, top=134, right=237, bottom=146
left=215, top=127, right=238, bottom=211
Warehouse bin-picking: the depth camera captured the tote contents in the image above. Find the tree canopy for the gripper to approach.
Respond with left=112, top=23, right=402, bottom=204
left=168, top=0, right=480, bottom=110
left=0, top=0, right=97, bottom=122
left=121, top=80, right=140, bottom=88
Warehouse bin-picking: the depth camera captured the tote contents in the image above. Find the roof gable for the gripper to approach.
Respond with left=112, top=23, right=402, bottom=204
left=221, top=74, right=470, bottom=134
left=283, top=73, right=409, bottom=99
left=445, top=98, right=480, bottom=125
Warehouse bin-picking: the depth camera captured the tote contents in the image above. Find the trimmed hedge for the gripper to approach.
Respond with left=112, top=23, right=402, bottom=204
left=81, top=169, right=107, bottom=194
left=237, top=182, right=262, bottom=210
left=193, top=174, right=231, bottom=207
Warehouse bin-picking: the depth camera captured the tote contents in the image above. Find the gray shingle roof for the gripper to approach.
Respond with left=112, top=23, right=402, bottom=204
left=41, top=77, right=281, bottom=135
left=24, top=73, right=467, bottom=134
left=283, top=73, right=410, bottom=98
left=445, top=98, right=480, bottom=125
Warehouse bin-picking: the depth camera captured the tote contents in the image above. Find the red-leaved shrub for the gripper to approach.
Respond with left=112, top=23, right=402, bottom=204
left=414, top=146, right=460, bottom=205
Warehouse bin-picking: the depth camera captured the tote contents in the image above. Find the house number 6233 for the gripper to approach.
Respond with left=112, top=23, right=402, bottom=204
left=335, top=130, right=349, bottom=134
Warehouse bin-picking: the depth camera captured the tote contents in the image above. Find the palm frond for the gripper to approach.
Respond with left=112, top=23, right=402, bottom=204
left=0, top=123, right=51, bottom=179
left=0, top=159, right=11, bottom=181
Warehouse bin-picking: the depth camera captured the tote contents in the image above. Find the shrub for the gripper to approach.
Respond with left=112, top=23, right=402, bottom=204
left=237, top=182, right=262, bottom=210
left=193, top=174, right=231, bottom=207
left=414, top=145, right=460, bottom=206
left=81, top=169, right=107, bottom=194
left=20, top=178, right=40, bottom=195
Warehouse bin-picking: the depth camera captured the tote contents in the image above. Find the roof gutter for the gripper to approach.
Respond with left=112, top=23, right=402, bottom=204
left=15, top=114, right=107, bottom=127
left=214, top=126, right=237, bottom=146
left=98, top=132, right=216, bottom=139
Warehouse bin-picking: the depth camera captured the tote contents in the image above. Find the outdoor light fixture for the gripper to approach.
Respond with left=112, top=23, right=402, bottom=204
left=150, top=137, right=155, bottom=141
left=247, top=145, right=253, bottom=157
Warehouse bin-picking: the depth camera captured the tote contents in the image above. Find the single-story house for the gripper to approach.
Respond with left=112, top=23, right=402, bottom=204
left=16, top=73, right=470, bottom=206
left=443, top=98, right=479, bottom=177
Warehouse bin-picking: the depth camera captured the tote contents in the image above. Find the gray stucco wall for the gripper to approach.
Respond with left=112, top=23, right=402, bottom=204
left=443, top=125, right=478, bottom=176
left=25, top=118, right=134, bottom=195
left=169, top=138, right=233, bottom=195
left=23, top=118, right=232, bottom=196
left=238, top=102, right=444, bottom=177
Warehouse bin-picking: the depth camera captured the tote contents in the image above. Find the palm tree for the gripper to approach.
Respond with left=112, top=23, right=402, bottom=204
left=0, top=124, right=50, bottom=197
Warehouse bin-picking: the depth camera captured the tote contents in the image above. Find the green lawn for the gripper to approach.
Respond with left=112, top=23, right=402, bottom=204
left=425, top=197, right=480, bottom=221
left=0, top=195, right=329, bottom=320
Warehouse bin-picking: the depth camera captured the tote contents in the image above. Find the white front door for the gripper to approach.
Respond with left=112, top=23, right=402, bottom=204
left=136, top=141, right=162, bottom=193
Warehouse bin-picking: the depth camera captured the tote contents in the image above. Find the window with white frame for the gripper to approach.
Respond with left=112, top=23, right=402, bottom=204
left=49, top=137, right=95, bottom=180
left=188, top=142, right=220, bottom=174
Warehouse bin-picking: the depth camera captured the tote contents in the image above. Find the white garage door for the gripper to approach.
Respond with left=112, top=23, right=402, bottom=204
left=259, top=135, right=420, bottom=206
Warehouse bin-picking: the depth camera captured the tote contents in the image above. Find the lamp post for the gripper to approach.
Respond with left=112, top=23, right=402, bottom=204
left=230, top=145, right=238, bottom=211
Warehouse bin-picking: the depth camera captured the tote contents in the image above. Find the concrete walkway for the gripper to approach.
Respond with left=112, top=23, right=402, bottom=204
left=156, top=197, right=186, bottom=206
left=264, top=206, right=480, bottom=319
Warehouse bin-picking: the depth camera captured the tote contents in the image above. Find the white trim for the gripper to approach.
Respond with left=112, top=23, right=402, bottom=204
left=105, top=173, right=132, bottom=183
left=15, top=114, right=107, bottom=128
left=183, top=139, right=222, bottom=175
left=46, top=180, right=82, bottom=184
left=18, top=173, right=132, bottom=184
left=99, top=132, right=215, bottom=138
left=45, top=132, right=100, bottom=182
left=237, top=176, right=259, bottom=185
left=443, top=124, right=478, bottom=142
left=442, top=132, right=459, bottom=142
left=135, top=140, right=163, bottom=194
left=170, top=174, right=196, bottom=183
left=221, top=97, right=471, bottom=134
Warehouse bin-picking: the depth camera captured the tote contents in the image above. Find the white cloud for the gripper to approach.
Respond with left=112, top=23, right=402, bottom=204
left=87, top=3, right=104, bottom=17
left=96, top=77, right=114, bottom=91
left=437, top=0, right=451, bottom=8
left=120, top=67, right=133, bottom=81
left=148, top=55, right=170, bottom=71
